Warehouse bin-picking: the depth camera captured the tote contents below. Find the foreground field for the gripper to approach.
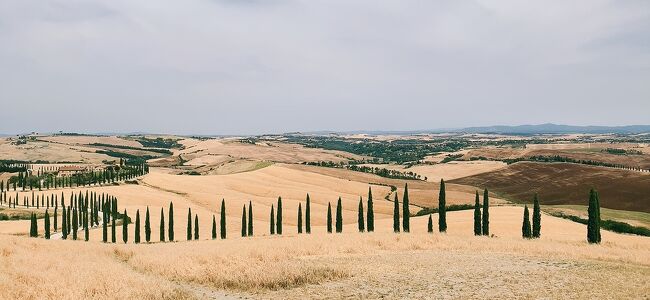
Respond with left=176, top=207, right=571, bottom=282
left=1, top=207, right=648, bottom=299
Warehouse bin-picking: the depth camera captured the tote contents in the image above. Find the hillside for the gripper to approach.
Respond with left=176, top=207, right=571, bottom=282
left=450, top=162, right=650, bottom=212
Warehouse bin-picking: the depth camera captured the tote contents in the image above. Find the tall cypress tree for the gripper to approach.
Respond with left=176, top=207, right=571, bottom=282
left=168, top=202, right=174, bottom=241
left=45, top=210, right=51, bottom=239
left=29, top=213, right=35, bottom=237
left=393, top=193, right=400, bottom=233
left=102, top=205, right=107, bottom=243
left=482, top=188, right=490, bottom=236
left=270, top=204, right=275, bottom=235
left=336, top=197, right=343, bottom=233
left=187, top=207, right=192, bottom=241
left=135, top=209, right=141, bottom=244
left=111, top=204, right=116, bottom=243
left=72, top=209, right=78, bottom=240
left=241, top=205, right=247, bottom=237
left=54, top=206, right=58, bottom=232
left=160, top=208, right=166, bottom=242
left=473, top=191, right=481, bottom=236
left=122, top=209, right=128, bottom=244
left=145, top=206, right=151, bottom=243
left=63, top=205, right=68, bottom=239
left=595, top=190, right=601, bottom=243
left=327, top=202, right=332, bottom=233
left=305, top=194, right=311, bottom=234
left=297, top=203, right=303, bottom=234
left=194, top=215, right=199, bottom=240
left=220, top=199, right=226, bottom=239
left=247, top=201, right=253, bottom=236
left=427, top=214, right=433, bottom=233
left=522, top=205, right=532, bottom=239
left=212, top=215, right=217, bottom=240
left=402, top=183, right=410, bottom=232
left=438, top=179, right=447, bottom=232
left=532, top=194, right=541, bottom=239
left=276, top=197, right=282, bottom=235
left=357, top=197, right=365, bottom=232
left=367, top=187, right=374, bottom=232
left=587, top=189, right=601, bottom=244
left=84, top=206, right=89, bottom=242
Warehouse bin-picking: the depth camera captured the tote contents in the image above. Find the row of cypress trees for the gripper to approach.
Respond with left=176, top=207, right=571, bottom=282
left=7, top=164, right=149, bottom=192
left=472, top=189, right=490, bottom=236
left=27, top=187, right=602, bottom=244
left=521, top=194, right=542, bottom=239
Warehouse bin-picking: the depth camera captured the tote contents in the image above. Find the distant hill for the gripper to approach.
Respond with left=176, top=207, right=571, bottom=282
left=458, top=123, right=650, bottom=134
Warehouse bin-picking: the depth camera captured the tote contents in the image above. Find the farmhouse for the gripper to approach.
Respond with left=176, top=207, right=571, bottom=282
left=57, top=165, right=87, bottom=176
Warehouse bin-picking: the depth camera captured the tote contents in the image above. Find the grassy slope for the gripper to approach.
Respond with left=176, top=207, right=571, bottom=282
left=1, top=208, right=648, bottom=299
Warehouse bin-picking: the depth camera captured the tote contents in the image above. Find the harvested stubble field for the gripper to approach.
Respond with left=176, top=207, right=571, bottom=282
left=1, top=207, right=649, bottom=299
left=451, top=162, right=650, bottom=212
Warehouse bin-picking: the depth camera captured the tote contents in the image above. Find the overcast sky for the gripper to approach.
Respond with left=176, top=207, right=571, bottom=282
left=0, top=0, right=649, bottom=135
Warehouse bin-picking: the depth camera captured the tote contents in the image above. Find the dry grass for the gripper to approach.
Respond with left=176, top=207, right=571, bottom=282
left=178, top=139, right=361, bottom=164
left=0, top=139, right=113, bottom=164
left=1, top=209, right=648, bottom=299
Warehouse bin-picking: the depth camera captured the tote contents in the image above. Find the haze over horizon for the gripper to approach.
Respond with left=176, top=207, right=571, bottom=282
left=1, top=0, right=649, bottom=135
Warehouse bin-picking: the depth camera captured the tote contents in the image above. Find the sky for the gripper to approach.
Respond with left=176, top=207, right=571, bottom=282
left=0, top=0, right=649, bottom=135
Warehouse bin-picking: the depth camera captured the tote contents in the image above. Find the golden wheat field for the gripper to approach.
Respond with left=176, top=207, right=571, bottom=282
left=1, top=164, right=649, bottom=299
left=1, top=207, right=649, bottom=299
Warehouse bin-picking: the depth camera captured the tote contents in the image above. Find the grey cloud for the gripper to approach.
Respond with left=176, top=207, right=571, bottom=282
left=0, top=0, right=648, bottom=135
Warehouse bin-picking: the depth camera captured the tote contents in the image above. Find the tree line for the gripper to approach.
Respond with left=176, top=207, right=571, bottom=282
left=25, top=184, right=603, bottom=245
left=0, top=163, right=148, bottom=193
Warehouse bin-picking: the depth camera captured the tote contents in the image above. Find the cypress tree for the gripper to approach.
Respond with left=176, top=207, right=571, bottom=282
left=357, top=197, right=364, bottom=232
left=160, top=208, right=166, bottom=242
left=212, top=215, right=217, bottom=239
left=84, top=206, right=89, bottom=241
left=29, top=213, right=36, bottom=237
left=248, top=201, right=253, bottom=236
left=72, top=209, right=78, bottom=240
left=270, top=204, right=275, bottom=235
left=402, top=183, right=410, bottom=232
left=62, top=205, right=68, bottom=239
left=45, top=210, right=50, bottom=240
left=522, top=205, right=532, bottom=239
left=54, top=206, right=58, bottom=232
left=587, top=189, right=601, bottom=244
left=532, top=194, right=541, bottom=239
left=111, top=207, right=116, bottom=243
left=335, top=197, right=343, bottom=233
left=393, top=193, right=400, bottom=233
left=367, top=187, right=374, bottom=232
left=220, top=199, right=226, bottom=239
left=145, top=206, right=151, bottom=242
left=438, top=179, right=447, bottom=232
left=187, top=207, right=192, bottom=241
left=241, top=205, right=247, bottom=237
left=427, top=214, right=433, bottom=233
left=297, top=203, right=303, bottom=234
left=102, top=205, right=107, bottom=243
left=122, top=209, right=128, bottom=244
left=482, top=188, right=489, bottom=236
left=135, top=209, right=141, bottom=244
left=473, top=191, right=481, bottom=236
left=276, top=197, right=282, bottom=235
left=327, top=202, right=332, bottom=233
left=305, top=194, right=311, bottom=234
left=595, top=190, right=601, bottom=243
left=168, top=202, right=174, bottom=241
left=194, top=215, right=199, bottom=240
